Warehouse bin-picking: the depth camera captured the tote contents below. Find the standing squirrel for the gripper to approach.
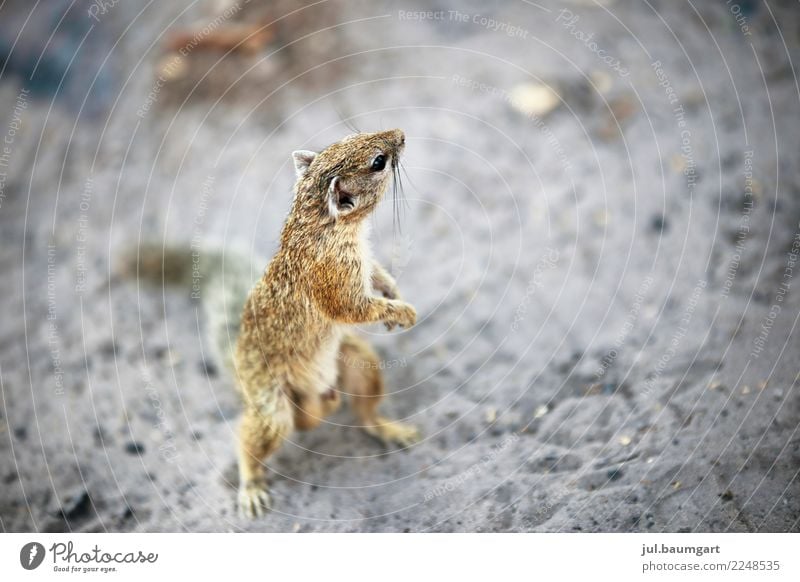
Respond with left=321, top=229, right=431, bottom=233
left=127, top=129, right=419, bottom=518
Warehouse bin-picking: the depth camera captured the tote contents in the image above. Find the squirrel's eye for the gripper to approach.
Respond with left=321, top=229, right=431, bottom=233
left=370, top=155, right=386, bottom=172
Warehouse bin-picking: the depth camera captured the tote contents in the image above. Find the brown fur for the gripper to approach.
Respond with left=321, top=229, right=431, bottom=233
left=234, top=129, right=419, bottom=518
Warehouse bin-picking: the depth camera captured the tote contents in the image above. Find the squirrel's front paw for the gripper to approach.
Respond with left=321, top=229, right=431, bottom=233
left=238, top=480, right=271, bottom=518
left=374, top=281, right=401, bottom=300
left=381, top=286, right=400, bottom=300
left=385, top=302, right=417, bottom=331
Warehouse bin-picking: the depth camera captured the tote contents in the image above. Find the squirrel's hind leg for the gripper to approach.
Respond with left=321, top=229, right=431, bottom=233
left=290, top=386, right=341, bottom=431
left=338, top=333, right=420, bottom=448
left=236, top=397, right=292, bottom=518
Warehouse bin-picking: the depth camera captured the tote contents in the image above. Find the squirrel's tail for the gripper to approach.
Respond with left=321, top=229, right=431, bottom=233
left=121, top=243, right=263, bottom=372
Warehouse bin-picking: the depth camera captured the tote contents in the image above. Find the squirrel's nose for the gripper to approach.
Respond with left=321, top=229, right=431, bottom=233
left=389, top=128, right=405, bottom=149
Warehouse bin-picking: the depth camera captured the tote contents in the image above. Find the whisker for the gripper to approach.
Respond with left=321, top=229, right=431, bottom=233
left=397, top=159, right=410, bottom=211
left=344, top=116, right=359, bottom=134
left=392, top=161, right=403, bottom=235
left=399, top=163, right=420, bottom=209
left=334, top=104, right=360, bottom=135
left=392, top=165, right=399, bottom=234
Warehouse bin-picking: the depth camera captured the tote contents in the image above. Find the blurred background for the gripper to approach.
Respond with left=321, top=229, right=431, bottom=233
left=0, top=0, right=798, bottom=532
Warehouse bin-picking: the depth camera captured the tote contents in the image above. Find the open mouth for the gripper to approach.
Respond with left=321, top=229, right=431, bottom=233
left=338, top=190, right=355, bottom=210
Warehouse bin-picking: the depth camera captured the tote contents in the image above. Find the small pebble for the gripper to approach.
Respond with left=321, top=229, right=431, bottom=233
left=618, top=435, right=632, bottom=446
left=485, top=408, right=497, bottom=424
left=157, top=53, right=188, bottom=80
left=650, top=214, right=669, bottom=233
left=590, top=70, right=613, bottom=94
left=119, top=505, right=134, bottom=521
left=670, top=154, right=686, bottom=173
left=609, top=95, right=637, bottom=122
left=125, top=441, right=145, bottom=455
left=58, top=490, right=92, bottom=521
left=200, top=360, right=218, bottom=378
left=585, top=383, right=602, bottom=396
left=593, top=210, right=609, bottom=227
left=509, top=82, right=561, bottom=117
left=155, top=346, right=182, bottom=366
left=607, top=468, right=623, bottom=481
left=100, top=341, right=119, bottom=357
left=533, top=405, right=549, bottom=419
left=601, top=383, right=617, bottom=395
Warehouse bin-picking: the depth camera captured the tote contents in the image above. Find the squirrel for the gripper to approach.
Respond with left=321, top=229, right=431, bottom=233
left=126, top=129, right=419, bottom=518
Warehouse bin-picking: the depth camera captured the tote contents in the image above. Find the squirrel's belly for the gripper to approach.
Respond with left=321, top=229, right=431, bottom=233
left=285, top=325, right=344, bottom=395
left=360, top=223, right=374, bottom=292
left=315, top=326, right=344, bottom=393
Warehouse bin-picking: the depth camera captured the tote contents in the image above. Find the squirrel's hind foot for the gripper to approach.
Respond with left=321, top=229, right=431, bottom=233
left=238, top=480, right=272, bottom=518
left=363, top=417, right=420, bottom=448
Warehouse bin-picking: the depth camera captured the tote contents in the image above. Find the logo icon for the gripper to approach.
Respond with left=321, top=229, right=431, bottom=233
left=20, top=542, right=45, bottom=570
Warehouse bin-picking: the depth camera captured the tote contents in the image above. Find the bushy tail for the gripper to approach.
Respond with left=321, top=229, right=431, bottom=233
left=121, top=243, right=263, bottom=371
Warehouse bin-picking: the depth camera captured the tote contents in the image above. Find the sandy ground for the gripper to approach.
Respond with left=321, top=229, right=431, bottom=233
left=0, top=0, right=799, bottom=533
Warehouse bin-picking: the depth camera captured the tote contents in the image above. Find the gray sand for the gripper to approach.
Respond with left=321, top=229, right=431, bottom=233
left=0, top=0, right=798, bottom=532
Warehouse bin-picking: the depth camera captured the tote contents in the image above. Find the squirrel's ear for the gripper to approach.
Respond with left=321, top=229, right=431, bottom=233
left=292, top=150, right=317, bottom=178
left=326, top=176, right=356, bottom=220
